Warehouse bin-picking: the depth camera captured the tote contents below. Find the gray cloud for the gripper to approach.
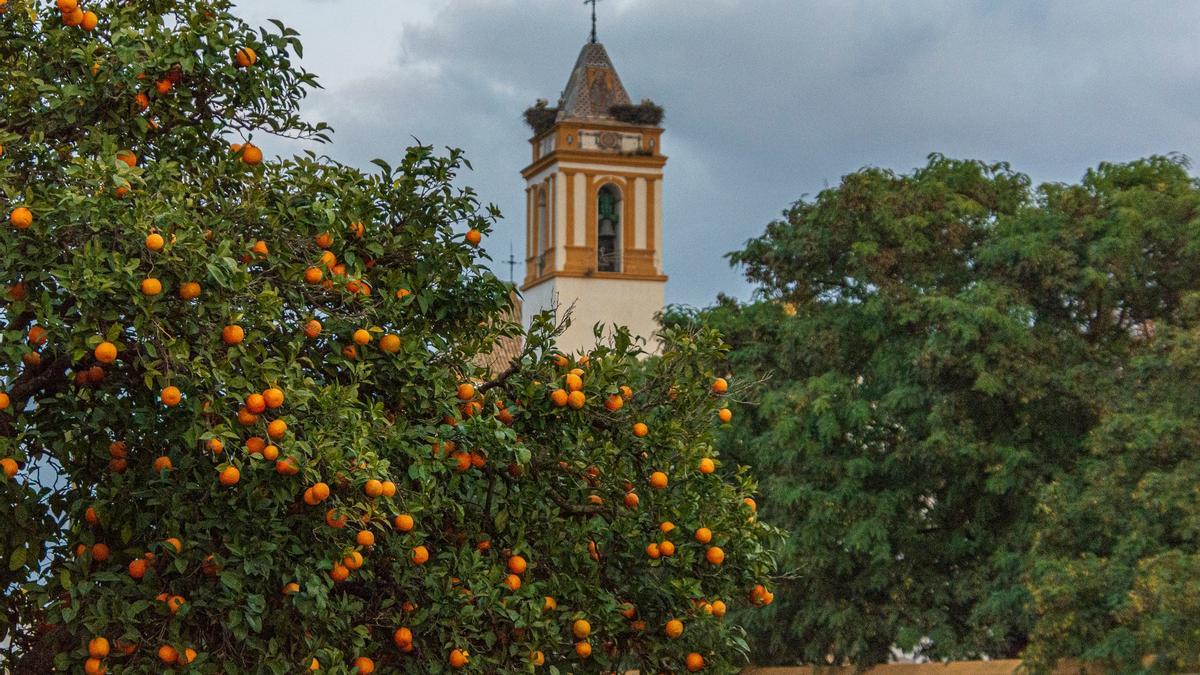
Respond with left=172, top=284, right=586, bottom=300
left=242, top=0, right=1200, bottom=307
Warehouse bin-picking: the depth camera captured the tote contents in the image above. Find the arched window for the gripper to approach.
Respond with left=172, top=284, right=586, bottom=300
left=536, top=188, right=548, bottom=274
left=596, top=184, right=621, bottom=272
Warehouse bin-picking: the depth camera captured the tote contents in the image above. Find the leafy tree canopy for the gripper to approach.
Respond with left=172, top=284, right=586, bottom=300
left=664, top=153, right=1200, bottom=672
left=0, top=1, right=779, bottom=672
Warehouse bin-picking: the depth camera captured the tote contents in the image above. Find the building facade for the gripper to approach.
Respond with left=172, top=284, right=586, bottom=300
left=520, top=40, right=668, bottom=355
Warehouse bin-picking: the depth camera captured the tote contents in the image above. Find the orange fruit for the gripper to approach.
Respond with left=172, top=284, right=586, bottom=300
left=686, top=652, right=705, bottom=672
left=507, top=555, right=527, bottom=575
left=343, top=551, right=363, bottom=570
left=572, top=619, right=591, bottom=639
left=410, top=545, right=429, bottom=565
left=449, top=649, right=469, bottom=669
left=326, top=509, right=348, bottom=529
left=164, top=537, right=182, bottom=553
left=363, top=479, right=383, bottom=498
left=706, top=546, right=725, bottom=565
left=698, top=457, right=715, bottom=474
left=245, top=436, right=267, bottom=454
left=145, top=232, right=165, bottom=251
left=543, top=596, right=557, bottom=612
left=623, top=492, right=639, bottom=508
left=88, top=636, right=110, bottom=658
left=0, top=393, right=9, bottom=411
left=456, top=383, right=475, bottom=400
left=245, top=393, right=266, bottom=414
left=329, top=563, right=349, bottom=583
left=304, top=266, right=323, bottom=284
left=276, top=457, right=299, bottom=475
left=157, top=645, right=179, bottom=664
left=311, top=482, right=330, bottom=501
left=530, top=650, right=545, bottom=665
left=303, top=319, right=322, bottom=339
left=379, top=334, right=401, bottom=353
left=84, top=506, right=99, bottom=525
left=503, top=574, right=521, bottom=591
left=393, top=627, right=413, bottom=648
left=219, top=465, right=240, bottom=486
left=84, top=657, right=105, bottom=674
left=134, top=92, right=149, bottom=111
left=94, top=341, right=117, bottom=364
left=393, top=514, right=414, bottom=532
left=659, top=540, right=676, bottom=557
left=222, top=325, right=244, bottom=345
left=665, top=619, right=684, bottom=639
left=575, top=641, right=591, bottom=658
left=251, top=240, right=269, bottom=257
left=718, top=408, right=733, bottom=423
left=126, top=558, right=147, bottom=579
left=695, top=527, right=713, bottom=544
left=161, top=386, right=182, bottom=406
left=649, top=471, right=668, bottom=489
left=241, top=143, right=263, bottom=165
left=567, top=390, right=586, bottom=409
left=80, top=10, right=97, bottom=31
left=234, top=46, right=257, bottom=67
left=315, top=232, right=333, bottom=248
left=712, top=377, right=729, bottom=394
left=356, top=530, right=375, bottom=547
left=91, top=543, right=110, bottom=561
left=549, top=389, right=568, bottom=407
left=263, top=387, right=284, bottom=409
left=167, top=595, right=185, bottom=614
left=140, top=278, right=162, bottom=296
left=711, top=600, right=727, bottom=617
left=604, top=394, right=623, bottom=411
left=645, top=542, right=660, bottom=559
left=632, top=422, right=648, bottom=437
left=152, top=456, right=173, bottom=472
left=9, top=207, right=32, bottom=230
left=743, top=497, right=757, bottom=512
left=564, top=373, right=583, bottom=391
left=180, top=648, right=197, bottom=665
left=465, top=228, right=482, bottom=246
left=179, top=282, right=201, bottom=300
left=267, top=419, right=287, bottom=440
left=381, top=480, right=397, bottom=497
left=352, top=329, right=371, bottom=345
left=348, top=221, right=365, bottom=239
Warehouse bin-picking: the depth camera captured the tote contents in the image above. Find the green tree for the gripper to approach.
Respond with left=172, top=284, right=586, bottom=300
left=0, top=1, right=779, bottom=672
left=664, top=154, right=1200, bottom=670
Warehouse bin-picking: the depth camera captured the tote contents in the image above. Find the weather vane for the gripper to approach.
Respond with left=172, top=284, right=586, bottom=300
left=585, top=0, right=600, bottom=44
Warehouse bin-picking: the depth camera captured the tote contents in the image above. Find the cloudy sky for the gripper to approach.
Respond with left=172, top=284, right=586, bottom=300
left=239, top=0, right=1200, bottom=308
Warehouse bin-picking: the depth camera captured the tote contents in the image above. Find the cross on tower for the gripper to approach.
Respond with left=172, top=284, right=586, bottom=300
left=585, top=0, right=600, bottom=44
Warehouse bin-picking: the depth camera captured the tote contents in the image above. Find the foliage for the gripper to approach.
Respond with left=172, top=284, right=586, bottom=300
left=522, top=100, right=558, bottom=136
left=608, top=100, right=663, bottom=127
left=0, top=1, right=779, bottom=673
left=663, top=153, right=1200, bottom=671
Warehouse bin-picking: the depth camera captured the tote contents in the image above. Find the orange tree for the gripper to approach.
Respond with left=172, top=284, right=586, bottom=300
left=0, top=1, right=780, bottom=672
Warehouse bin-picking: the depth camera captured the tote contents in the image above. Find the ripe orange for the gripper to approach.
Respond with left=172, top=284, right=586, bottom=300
left=379, top=334, right=401, bottom=353
left=161, top=386, right=182, bottom=406
left=530, top=650, right=545, bottom=665
left=623, top=492, right=639, bottom=508
left=234, top=46, right=258, bottom=67
left=706, top=546, right=725, bottom=565
left=456, top=383, right=475, bottom=400
left=393, top=514, right=414, bottom=532
left=84, top=657, right=104, bottom=674
left=549, top=389, right=568, bottom=407
left=0, top=393, right=9, bottom=411
left=567, top=390, right=586, bottom=409
left=126, top=557, right=148, bottom=579
left=326, top=509, right=348, bottom=529
left=251, top=240, right=269, bottom=256
left=352, top=329, right=371, bottom=345
left=262, top=387, right=284, bottom=409
left=665, top=619, right=684, bottom=639
left=9, top=207, right=32, bottom=230
left=145, top=232, right=165, bottom=251
left=91, top=543, right=110, bottom=561
left=245, top=393, right=266, bottom=414
left=449, top=649, right=469, bottom=669
left=88, top=636, right=110, bottom=658
left=80, top=10, right=97, bottom=31
left=645, top=542, right=660, bottom=559
left=164, top=537, right=182, bottom=554
left=157, top=645, right=179, bottom=664
left=649, top=471, right=668, bottom=489
left=152, top=456, right=173, bottom=472
left=304, top=266, right=323, bottom=284
left=356, top=530, right=375, bottom=547
left=699, top=458, right=716, bottom=474
left=564, top=373, right=583, bottom=391
left=303, top=319, right=322, bottom=339
left=507, top=554, right=527, bottom=575
left=134, top=92, right=149, bottom=111
left=140, top=278, right=162, bottom=296
left=465, top=228, right=482, bottom=246
left=743, top=497, right=757, bottom=512
left=695, top=527, right=713, bottom=544
left=661, top=521, right=675, bottom=533
left=167, top=595, right=185, bottom=614
left=711, top=600, right=727, bottom=617
left=604, top=394, right=623, bottom=411
left=712, top=377, right=729, bottom=394
left=276, top=457, right=300, bottom=475
left=343, top=551, right=364, bottom=570
left=718, top=408, right=733, bottom=423
left=179, top=282, right=201, bottom=300
left=241, top=143, right=263, bottom=165
left=219, top=465, right=240, bottom=486
left=267, top=419, right=287, bottom=440
left=575, top=641, right=592, bottom=658
left=84, top=506, right=99, bottom=525
left=571, top=618, right=591, bottom=639
left=94, top=341, right=117, bottom=364
left=329, top=563, right=349, bottom=583
left=310, top=482, right=330, bottom=501
left=632, top=422, right=648, bottom=437
left=348, top=221, right=365, bottom=239
left=363, top=479, right=383, bottom=498
left=659, top=540, right=676, bottom=557
left=222, top=325, right=244, bottom=345
left=410, top=545, right=429, bottom=565
left=686, top=652, right=705, bottom=672
left=245, top=437, right=267, bottom=454
left=503, top=574, right=521, bottom=591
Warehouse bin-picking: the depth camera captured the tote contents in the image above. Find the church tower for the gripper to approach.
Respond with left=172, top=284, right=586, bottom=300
left=520, top=37, right=668, bottom=355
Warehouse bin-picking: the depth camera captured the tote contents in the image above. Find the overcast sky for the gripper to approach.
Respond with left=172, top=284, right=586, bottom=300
left=238, top=0, right=1200, bottom=308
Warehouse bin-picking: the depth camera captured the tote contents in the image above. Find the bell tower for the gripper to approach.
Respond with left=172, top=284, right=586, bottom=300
left=520, top=39, right=668, bottom=354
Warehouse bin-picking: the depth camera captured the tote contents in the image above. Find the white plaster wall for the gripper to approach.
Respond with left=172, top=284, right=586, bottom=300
left=521, top=276, right=665, bottom=356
